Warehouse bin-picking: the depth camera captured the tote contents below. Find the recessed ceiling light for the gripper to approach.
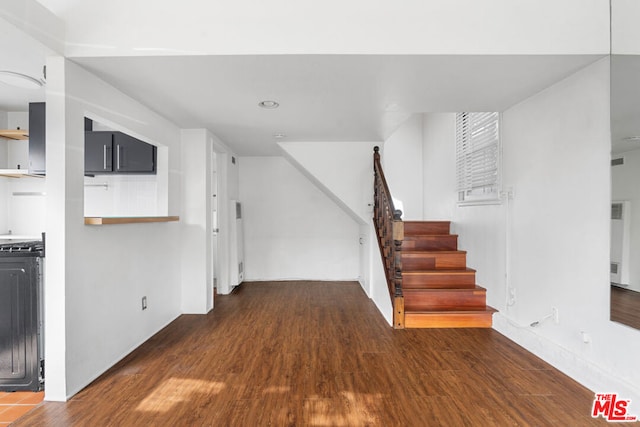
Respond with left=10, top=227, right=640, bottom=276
left=258, top=100, right=279, bottom=109
left=0, top=71, right=44, bottom=89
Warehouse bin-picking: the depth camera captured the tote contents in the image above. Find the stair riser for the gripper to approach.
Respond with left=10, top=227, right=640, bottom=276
left=402, top=253, right=466, bottom=270
left=404, top=290, right=487, bottom=311
left=402, top=272, right=476, bottom=288
left=404, top=222, right=450, bottom=235
left=405, top=312, right=494, bottom=328
left=402, top=235, right=458, bottom=251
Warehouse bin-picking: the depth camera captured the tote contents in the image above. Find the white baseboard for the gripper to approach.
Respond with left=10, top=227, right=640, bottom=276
left=493, top=313, right=640, bottom=413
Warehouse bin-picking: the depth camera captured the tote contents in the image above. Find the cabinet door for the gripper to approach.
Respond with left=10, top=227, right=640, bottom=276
left=114, top=132, right=156, bottom=173
left=85, top=132, right=114, bottom=173
left=28, top=102, right=45, bottom=175
left=0, top=259, right=38, bottom=391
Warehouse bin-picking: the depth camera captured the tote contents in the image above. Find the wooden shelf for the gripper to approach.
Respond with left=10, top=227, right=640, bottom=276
left=85, top=216, right=179, bottom=225
left=0, top=170, right=43, bottom=178
left=0, top=129, right=29, bottom=140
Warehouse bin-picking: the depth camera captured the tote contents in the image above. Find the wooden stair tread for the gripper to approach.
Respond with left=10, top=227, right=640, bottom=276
left=407, top=306, right=497, bottom=314
left=403, top=268, right=477, bottom=288
left=403, top=221, right=451, bottom=235
left=403, top=267, right=476, bottom=274
left=404, top=306, right=497, bottom=328
left=402, top=250, right=467, bottom=270
left=404, top=234, right=459, bottom=238
left=404, top=287, right=488, bottom=311
left=402, top=235, right=458, bottom=251
left=402, top=250, right=466, bottom=254
left=404, top=220, right=451, bottom=224
left=404, top=285, right=486, bottom=293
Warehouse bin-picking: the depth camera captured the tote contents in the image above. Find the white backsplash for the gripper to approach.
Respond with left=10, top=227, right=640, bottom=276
left=84, top=174, right=159, bottom=217
left=0, top=176, right=46, bottom=237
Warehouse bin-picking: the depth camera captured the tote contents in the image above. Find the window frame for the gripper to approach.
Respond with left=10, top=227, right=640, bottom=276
left=455, top=111, right=502, bottom=206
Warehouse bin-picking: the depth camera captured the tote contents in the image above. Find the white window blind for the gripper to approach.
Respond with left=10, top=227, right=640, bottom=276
left=455, top=112, right=501, bottom=204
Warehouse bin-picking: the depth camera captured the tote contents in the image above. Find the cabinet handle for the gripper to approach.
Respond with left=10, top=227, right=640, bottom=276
left=103, top=145, right=107, bottom=170
left=117, top=145, right=121, bottom=170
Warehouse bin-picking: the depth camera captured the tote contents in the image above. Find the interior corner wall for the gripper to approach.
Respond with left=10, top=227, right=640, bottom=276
left=422, top=113, right=458, bottom=220
left=420, top=58, right=640, bottom=404
left=0, top=112, right=7, bottom=233
left=45, top=57, right=183, bottom=401
left=499, top=57, right=639, bottom=404
left=180, top=129, right=212, bottom=313
left=278, top=140, right=378, bottom=224
left=382, top=114, right=424, bottom=220
left=239, top=156, right=359, bottom=281
left=612, top=0, right=640, bottom=54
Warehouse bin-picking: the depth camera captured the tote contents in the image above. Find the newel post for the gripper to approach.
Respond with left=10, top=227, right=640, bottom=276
left=393, top=210, right=405, bottom=329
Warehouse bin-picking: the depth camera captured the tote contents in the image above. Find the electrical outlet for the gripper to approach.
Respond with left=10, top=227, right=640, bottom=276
left=552, top=307, right=559, bottom=324
left=142, top=296, right=148, bottom=311
left=507, top=287, right=516, bottom=306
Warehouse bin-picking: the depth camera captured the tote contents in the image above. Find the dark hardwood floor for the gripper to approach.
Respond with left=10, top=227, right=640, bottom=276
left=15, top=281, right=615, bottom=426
left=611, top=285, right=640, bottom=330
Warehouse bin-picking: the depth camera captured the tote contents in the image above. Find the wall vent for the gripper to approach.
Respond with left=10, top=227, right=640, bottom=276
left=611, top=262, right=619, bottom=275
left=612, top=157, right=624, bottom=166
left=612, top=202, right=623, bottom=220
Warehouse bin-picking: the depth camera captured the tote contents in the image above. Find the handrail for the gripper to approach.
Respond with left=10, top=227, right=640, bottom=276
left=373, top=146, right=405, bottom=329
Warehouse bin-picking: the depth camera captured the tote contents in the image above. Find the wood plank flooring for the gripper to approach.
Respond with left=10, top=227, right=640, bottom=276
left=611, top=285, right=640, bottom=331
left=14, top=281, right=615, bottom=426
left=0, top=392, right=43, bottom=425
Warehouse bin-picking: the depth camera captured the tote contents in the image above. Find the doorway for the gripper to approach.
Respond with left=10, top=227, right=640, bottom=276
left=211, top=150, right=219, bottom=305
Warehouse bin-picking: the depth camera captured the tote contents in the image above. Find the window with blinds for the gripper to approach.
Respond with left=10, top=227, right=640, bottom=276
left=455, top=112, right=501, bottom=205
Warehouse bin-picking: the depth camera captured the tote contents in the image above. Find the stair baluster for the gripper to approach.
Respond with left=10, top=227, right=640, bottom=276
left=373, top=146, right=405, bottom=328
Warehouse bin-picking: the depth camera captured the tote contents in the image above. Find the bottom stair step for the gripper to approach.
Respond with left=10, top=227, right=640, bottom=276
left=404, top=306, right=497, bottom=328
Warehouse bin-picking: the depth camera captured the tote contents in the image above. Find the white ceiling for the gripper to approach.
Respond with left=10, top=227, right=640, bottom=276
left=70, top=54, right=601, bottom=155
left=0, top=6, right=607, bottom=156
left=0, top=19, right=50, bottom=111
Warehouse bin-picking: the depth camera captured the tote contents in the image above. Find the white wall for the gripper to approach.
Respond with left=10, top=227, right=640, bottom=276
left=360, top=221, right=394, bottom=326
left=0, top=111, right=8, bottom=233
left=0, top=0, right=65, bottom=54
left=239, top=156, right=359, bottom=281
left=498, top=58, right=624, bottom=400
left=417, top=58, right=640, bottom=406
left=180, top=129, right=212, bottom=313
left=612, top=0, right=640, bottom=54
left=83, top=175, right=159, bottom=217
left=278, top=141, right=378, bottom=224
left=612, top=149, right=640, bottom=292
left=383, top=114, right=424, bottom=220
left=40, top=0, right=608, bottom=57
left=0, top=112, right=46, bottom=237
left=45, top=57, right=183, bottom=400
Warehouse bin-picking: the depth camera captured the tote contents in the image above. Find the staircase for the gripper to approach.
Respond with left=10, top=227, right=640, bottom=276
left=372, top=146, right=496, bottom=329
left=401, top=220, right=496, bottom=328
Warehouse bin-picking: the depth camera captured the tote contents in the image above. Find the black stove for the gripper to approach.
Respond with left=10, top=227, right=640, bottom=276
left=0, top=240, right=45, bottom=257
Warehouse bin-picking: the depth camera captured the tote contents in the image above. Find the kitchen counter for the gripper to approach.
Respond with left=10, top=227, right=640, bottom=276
left=84, top=216, right=179, bottom=225
left=0, top=235, right=42, bottom=241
